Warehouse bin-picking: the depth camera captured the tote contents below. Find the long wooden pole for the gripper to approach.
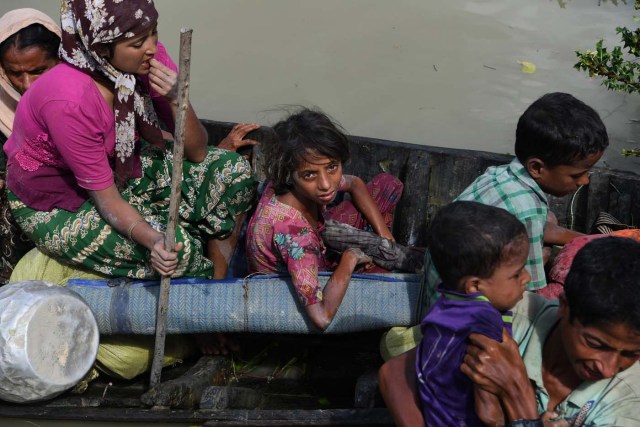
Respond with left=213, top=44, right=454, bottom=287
left=149, top=28, right=193, bottom=390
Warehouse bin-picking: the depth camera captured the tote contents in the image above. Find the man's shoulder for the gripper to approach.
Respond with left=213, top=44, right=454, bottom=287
left=615, top=362, right=640, bottom=395
left=511, top=292, right=558, bottom=346
left=584, top=363, right=640, bottom=425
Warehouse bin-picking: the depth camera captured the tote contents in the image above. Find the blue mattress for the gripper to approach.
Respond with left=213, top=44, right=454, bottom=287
left=66, top=273, right=421, bottom=334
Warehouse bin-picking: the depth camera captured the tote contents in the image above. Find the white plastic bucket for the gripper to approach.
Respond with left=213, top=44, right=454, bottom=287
left=0, top=280, right=99, bottom=403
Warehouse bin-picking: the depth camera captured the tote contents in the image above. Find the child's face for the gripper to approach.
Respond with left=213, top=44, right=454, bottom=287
left=290, top=151, right=343, bottom=207
left=476, top=236, right=530, bottom=312
left=531, top=151, right=603, bottom=197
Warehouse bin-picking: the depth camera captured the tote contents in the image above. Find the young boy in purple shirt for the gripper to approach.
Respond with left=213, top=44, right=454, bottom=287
left=416, top=201, right=531, bottom=426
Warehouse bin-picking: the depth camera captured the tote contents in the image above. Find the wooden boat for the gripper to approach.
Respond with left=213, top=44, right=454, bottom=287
left=1, top=119, right=640, bottom=425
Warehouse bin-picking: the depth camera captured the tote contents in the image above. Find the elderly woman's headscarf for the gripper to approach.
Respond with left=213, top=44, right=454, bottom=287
left=0, top=8, right=61, bottom=137
left=59, top=0, right=165, bottom=186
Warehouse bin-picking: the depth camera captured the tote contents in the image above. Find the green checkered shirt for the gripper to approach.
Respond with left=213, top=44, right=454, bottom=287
left=423, top=158, right=548, bottom=308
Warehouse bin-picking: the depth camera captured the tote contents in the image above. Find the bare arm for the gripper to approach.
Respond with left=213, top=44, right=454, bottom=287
left=305, top=248, right=371, bottom=330
left=148, top=58, right=208, bottom=163
left=475, top=386, right=505, bottom=427
left=89, top=185, right=182, bottom=277
left=207, top=213, right=246, bottom=279
left=461, top=329, right=539, bottom=422
left=342, top=175, right=394, bottom=240
left=378, top=348, right=425, bottom=427
left=543, top=222, right=584, bottom=246
left=218, top=123, right=260, bottom=152
left=544, top=211, right=584, bottom=246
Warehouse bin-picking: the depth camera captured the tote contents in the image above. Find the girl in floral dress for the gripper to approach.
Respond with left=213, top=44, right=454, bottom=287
left=246, top=108, right=403, bottom=330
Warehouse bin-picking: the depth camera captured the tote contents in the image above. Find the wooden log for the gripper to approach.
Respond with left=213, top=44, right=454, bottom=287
left=394, top=150, right=431, bottom=246
left=200, top=386, right=263, bottom=410
left=353, top=369, right=379, bottom=409
left=149, top=28, right=193, bottom=390
left=142, top=355, right=231, bottom=409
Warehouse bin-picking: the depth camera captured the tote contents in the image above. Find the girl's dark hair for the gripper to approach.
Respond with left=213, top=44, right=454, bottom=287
left=564, top=237, right=640, bottom=332
left=0, top=23, right=60, bottom=63
left=428, top=201, right=528, bottom=291
left=264, top=108, right=351, bottom=194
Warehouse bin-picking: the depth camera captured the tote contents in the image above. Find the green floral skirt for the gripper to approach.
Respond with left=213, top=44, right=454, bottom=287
left=8, top=142, right=255, bottom=279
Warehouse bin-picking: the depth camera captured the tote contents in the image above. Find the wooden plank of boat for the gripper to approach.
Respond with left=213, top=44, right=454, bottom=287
left=0, top=331, right=394, bottom=425
left=2, top=119, right=640, bottom=423
left=2, top=119, right=640, bottom=281
left=208, top=118, right=640, bottom=249
left=0, top=408, right=394, bottom=426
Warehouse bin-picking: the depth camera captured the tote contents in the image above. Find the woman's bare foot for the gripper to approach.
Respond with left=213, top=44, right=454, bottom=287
left=194, top=333, right=240, bottom=355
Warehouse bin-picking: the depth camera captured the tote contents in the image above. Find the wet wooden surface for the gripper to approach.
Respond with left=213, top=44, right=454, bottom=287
left=3, top=120, right=640, bottom=424
left=203, top=119, right=640, bottom=247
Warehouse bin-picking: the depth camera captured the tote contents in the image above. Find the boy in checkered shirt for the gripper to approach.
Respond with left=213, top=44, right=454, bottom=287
left=424, top=92, right=608, bottom=303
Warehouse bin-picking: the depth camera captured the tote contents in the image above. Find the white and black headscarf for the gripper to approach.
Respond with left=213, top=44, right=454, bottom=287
left=59, top=0, right=164, bottom=186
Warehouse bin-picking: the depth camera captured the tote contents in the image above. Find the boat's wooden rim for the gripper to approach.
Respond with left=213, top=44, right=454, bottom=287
left=0, top=406, right=394, bottom=425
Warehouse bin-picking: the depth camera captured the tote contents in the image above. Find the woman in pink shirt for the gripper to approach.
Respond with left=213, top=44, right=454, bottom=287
left=3, top=0, right=255, bottom=280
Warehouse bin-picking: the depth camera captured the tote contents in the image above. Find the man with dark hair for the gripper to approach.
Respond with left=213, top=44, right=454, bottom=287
left=380, top=236, right=640, bottom=426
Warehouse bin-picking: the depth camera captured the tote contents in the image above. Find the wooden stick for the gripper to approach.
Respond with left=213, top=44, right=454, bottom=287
left=149, top=28, right=193, bottom=390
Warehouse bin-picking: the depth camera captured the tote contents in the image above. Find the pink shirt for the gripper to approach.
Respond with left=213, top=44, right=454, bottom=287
left=4, top=43, right=176, bottom=212
left=246, top=179, right=347, bottom=306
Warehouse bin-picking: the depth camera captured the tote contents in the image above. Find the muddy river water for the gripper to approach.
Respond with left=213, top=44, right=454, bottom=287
left=2, top=0, right=639, bottom=173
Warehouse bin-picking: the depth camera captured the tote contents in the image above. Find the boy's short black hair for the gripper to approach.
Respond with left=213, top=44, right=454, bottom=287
left=428, top=201, right=527, bottom=291
left=265, top=107, right=350, bottom=195
left=564, top=237, right=640, bottom=332
left=515, top=92, right=609, bottom=168
left=0, top=23, right=60, bottom=63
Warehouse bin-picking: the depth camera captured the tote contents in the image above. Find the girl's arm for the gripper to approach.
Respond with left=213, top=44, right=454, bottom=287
left=148, top=58, right=208, bottom=163
left=341, top=175, right=394, bottom=240
left=304, top=248, right=371, bottom=331
left=88, top=184, right=182, bottom=277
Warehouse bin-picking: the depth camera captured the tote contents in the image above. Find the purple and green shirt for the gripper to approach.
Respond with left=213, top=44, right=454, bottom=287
left=416, top=289, right=513, bottom=427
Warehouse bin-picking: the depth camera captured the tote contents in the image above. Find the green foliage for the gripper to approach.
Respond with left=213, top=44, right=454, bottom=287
left=575, top=1, right=640, bottom=160
left=575, top=29, right=640, bottom=93
left=574, top=0, right=640, bottom=94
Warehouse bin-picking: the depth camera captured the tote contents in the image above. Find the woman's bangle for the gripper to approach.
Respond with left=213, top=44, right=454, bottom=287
left=126, top=219, right=146, bottom=241
left=509, top=419, right=542, bottom=427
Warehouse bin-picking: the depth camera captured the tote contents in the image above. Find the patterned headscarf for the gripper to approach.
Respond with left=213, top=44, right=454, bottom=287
left=59, top=0, right=164, bottom=186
